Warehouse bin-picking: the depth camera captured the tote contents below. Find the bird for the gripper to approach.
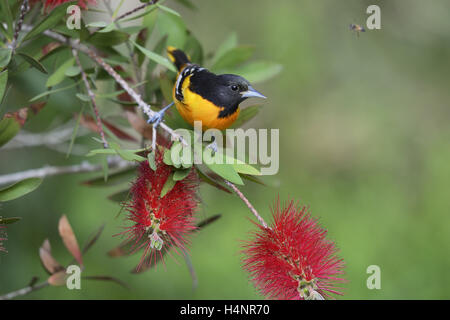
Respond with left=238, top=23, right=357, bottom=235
left=147, top=46, right=266, bottom=131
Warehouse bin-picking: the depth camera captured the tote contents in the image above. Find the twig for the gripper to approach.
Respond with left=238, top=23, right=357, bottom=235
left=114, top=0, right=159, bottom=22
left=10, top=0, right=30, bottom=54
left=0, top=157, right=133, bottom=186
left=0, top=280, right=49, bottom=300
left=224, top=180, right=269, bottom=229
left=2, top=125, right=78, bottom=149
left=72, top=48, right=109, bottom=148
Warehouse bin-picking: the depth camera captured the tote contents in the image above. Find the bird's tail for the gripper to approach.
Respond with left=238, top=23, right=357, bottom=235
left=167, top=46, right=191, bottom=72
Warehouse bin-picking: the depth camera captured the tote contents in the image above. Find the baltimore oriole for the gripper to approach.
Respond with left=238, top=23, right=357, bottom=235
left=148, top=46, right=266, bottom=131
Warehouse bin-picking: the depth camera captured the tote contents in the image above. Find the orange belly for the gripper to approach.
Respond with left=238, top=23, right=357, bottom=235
left=173, top=82, right=240, bottom=131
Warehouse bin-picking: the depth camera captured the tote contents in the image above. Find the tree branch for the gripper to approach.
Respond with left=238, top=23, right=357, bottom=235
left=10, top=0, right=30, bottom=54
left=72, top=48, right=109, bottom=148
left=224, top=180, right=269, bottom=229
left=114, top=0, right=159, bottom=22
left=0, top=280, right=49, bottom=300
left=0, top=157, right=133, bottom=186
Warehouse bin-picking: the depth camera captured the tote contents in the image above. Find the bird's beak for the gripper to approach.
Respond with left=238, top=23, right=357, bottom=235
left=241, top=86, right=267, bottom=99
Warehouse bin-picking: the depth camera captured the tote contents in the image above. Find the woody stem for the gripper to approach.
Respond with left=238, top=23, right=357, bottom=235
left=224, top=180, right=269, bottom=229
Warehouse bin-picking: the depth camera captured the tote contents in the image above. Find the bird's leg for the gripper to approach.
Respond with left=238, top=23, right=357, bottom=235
left=147, top=102, right=175, bottom=128
left=205, top=136, right=218, bottom=155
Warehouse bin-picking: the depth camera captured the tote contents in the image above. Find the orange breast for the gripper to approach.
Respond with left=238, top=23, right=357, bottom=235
left=173, top=76, right=240, bottom=131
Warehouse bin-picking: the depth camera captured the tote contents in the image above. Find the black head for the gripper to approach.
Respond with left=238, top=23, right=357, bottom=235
left=189, top=71, right=266, bottom=118
left=218, top=74, right=266, bottom=104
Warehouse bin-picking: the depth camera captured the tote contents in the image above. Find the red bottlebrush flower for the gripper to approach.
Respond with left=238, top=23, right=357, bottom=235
left=242, top=200, right=345, bottom=300
left=120, top=150, right=199, bottom=272
left=0, top=226, right=7, bottom=253
left=30, top=0, right=96, bottom=10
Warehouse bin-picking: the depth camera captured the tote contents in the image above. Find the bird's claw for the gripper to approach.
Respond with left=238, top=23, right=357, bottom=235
left=147, top=111, right=164, bottom=128
left=206, top=140, right=218, bottom=156
left=147, top=102, right=174, bottom=128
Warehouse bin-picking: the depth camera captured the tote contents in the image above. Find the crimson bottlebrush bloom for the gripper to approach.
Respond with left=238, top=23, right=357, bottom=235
left=0, top=226, right=7, bottom=253
left=30, top=0, right=96, bottom=10
left=242, top=200, right=345, bottom=300
left=120, top=150, right=199, bottom=272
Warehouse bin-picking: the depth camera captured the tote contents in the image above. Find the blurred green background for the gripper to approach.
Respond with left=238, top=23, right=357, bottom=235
left=1, top=0, right=450, bottom=299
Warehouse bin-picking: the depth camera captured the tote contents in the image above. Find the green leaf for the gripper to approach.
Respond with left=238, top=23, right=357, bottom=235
left=17, top=53, right=48, bottom=74
left=173, top=168, right=191, bottom=181
left=0, top=48, right=12, bottom=68
left=205, top=162, right=243, bottom=185
left=110, top=144, right=147, bottom=162
left=233, top=61, right=282, bottom=84
left=0, top=178, right=43, bottom=202
left=76, top=93, right=90, bottom=102
left=97, top=23, right=117, bottom=33
left=212, top=32, right=237, bottom=66
left=241, top=174, right=266, bottom=186
left=23, top=1, right=77, bottom=41
left=211, top=46, right=253, bottom=71
left=156, top=4, right=180, bottom=17
left=131, top=40, right=176, bottom=73
left=156, top=10, right=187, bottom=48
left=0, top=117, right=20, bottom=148
left=107, top=189, right=130, bottom=203
left=185, top=33, right=204, bottom=65
left=46, top=57, right=75, bottom=87
left=65, top=66, right=81, bottom=77
left=173, top=0, right=197, bottom=10
left=0, top=70, right=8, bottom=103
left=160, top=172, right=176, bottom=198
left=88, top=30, right=130, bottom=47
left=163, top=148, right=173, bottom=165
left=29, top=80, right=81, bottom=102
left=196, top=168, right=231, bottom=194
left=170, top=140, right=193, bottom=168
left=0, top=0, right=13, bottom=38
left=231, top=105, right=262, bottom=128
left=147, top=151, right=157, bottom=171
left=86, top=21, right=109, bottom=28
left=0, top=217, right=22, bottom=225
left=203, top=149, right=243, bottom=185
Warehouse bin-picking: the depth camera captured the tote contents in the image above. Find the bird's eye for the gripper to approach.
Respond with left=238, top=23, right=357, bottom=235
left=231, top=85, right=239, bottom=91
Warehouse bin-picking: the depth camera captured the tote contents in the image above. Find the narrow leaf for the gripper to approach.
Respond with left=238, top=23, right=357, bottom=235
left=0, top=70, right=7, bottom=103
left=131, top=40, right=177, bottom=73
left=173, top=168, right=191, bottom=181
left=0, top=48, right=12, bottom=68
left=58, top=215, right=83, bottom=266
left=0, top=217, right=21, bottom=225
left=160, top=172, right=176, bottom=198
left=211, top=46, right=254, bottom=71
left=0, top=178, right=42, bottom=202
left=46, top=57, right=75, bottom=87
left=39, top=239, right=64, bottom=274
left=107, top=189, right=130, bottom=203
left=17, top=53, right=48, bottom=74
left=82, top=224, right=105, bottom=255
left=47, top=271, right=67, bottom=286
